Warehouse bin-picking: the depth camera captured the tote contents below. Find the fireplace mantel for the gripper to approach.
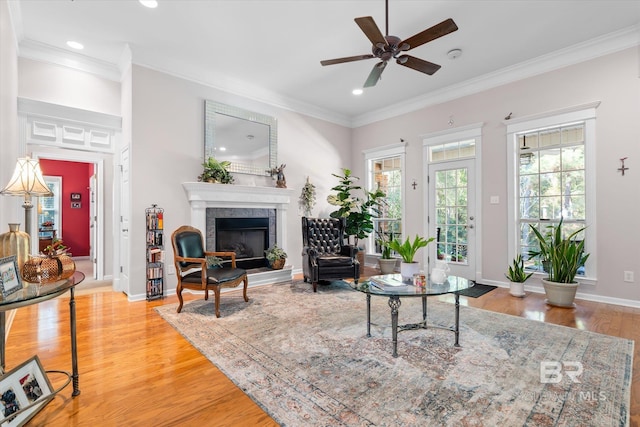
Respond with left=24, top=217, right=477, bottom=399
left=182, top=182, right=294, bottom=286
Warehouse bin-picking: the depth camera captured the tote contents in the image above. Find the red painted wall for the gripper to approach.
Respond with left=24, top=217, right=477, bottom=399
left=39, top=159, right=94, bottom=257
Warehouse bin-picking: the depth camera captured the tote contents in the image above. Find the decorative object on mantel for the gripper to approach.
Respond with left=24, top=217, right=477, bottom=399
left=265, top=244, right=287, bottom=270
left=22, top=238, right=75, bottom=284
left=269, top=164, right=287, bottom=188
left=298, top=176, right=316, bottom=217
left=618, top=157, right=628, bottom=176
left=198, top=157, right=234, bottom=184
left=0, top=223, right=30, bottom=275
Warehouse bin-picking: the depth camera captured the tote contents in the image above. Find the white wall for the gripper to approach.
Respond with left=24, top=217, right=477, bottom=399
left=352, top=47, right=640, bottom=303
left=0, top=1, right=20, bottom=228
left=15, top=58, right=121, bottom=279
left=129, top=65, right=352, bottom=299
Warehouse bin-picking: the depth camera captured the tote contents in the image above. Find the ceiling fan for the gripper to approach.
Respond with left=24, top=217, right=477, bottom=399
left=320, top=0, right=458, bottom=87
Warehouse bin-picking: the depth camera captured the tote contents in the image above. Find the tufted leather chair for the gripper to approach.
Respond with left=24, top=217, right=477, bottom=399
left=171, top=225, right=248, bottom=317
left=301, top=217, right=360, bottom=292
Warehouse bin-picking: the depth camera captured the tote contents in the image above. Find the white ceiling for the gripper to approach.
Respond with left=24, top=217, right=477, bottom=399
left=10, top=0, right=640, bottom=126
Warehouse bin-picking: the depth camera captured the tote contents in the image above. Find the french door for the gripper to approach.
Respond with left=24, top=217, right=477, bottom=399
left=428, top=159, right=476, bottom=280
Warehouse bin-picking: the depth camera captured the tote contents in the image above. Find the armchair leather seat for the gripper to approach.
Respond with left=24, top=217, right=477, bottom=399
left=301, top=217, right=360, bottom=292
left=171, top=225, right=248, bottom=317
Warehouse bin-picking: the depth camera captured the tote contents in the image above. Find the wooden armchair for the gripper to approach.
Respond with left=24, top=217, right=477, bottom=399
left=171, top=225, right=248, bottom=317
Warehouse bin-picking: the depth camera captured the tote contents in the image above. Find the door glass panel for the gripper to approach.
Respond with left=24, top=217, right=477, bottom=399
left=434, top=168, right=468, bottom=265
left=38, top=176, right=62, bottom=240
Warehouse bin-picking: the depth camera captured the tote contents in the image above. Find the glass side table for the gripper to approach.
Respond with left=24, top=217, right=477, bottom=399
left=0, top=271, right=85, bottom=396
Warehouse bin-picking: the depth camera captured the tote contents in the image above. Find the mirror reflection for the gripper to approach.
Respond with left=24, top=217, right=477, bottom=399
left=204, top=100, right=277, bottom=176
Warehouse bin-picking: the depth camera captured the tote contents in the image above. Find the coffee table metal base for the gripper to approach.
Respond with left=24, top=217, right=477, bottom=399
left=366, top=292, right=461, bottom=357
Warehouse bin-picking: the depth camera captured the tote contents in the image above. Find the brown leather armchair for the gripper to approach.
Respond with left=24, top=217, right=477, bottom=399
left=301, top=217, right=360, bottom=292
left=171, top=225, right=248, bottom=317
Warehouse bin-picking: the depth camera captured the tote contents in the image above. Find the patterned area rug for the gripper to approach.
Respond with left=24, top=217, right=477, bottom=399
left=155, top=280, right=633, bottom=426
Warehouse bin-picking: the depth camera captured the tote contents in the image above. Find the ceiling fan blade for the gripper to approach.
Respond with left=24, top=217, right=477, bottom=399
left=355, top=16, right=388, bottom=48
left=396, top=55, right=441, bottom=75
left=364, top=61, right=387, bottom=87
left=320, top=54, right=375, bottom=66
left=400, top=18, right=458, bottom=51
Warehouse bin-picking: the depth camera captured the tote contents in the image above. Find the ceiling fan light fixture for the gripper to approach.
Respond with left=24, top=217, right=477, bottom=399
left=352, top=88, right=363, bottom=95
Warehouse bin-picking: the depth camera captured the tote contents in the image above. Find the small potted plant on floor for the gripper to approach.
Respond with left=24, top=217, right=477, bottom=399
left=529, top=219, right=589, bottom=307
left=265, top=244, right=287, bottom=270
left=388, top=234, right=434, bottom=282
left=505, top=254, right=533, bottom=297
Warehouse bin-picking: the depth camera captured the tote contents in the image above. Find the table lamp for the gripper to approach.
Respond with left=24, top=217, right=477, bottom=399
left=0, top=157, right=53, bottom=238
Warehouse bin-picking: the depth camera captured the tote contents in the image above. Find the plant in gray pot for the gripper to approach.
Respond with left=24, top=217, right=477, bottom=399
left=376, top=232, right=397, bottom=275
left=529, top=219, right=589, bottom=307
left=505, top=254, right=533, bottom=297
left=387, top=235, right=434, bottom=282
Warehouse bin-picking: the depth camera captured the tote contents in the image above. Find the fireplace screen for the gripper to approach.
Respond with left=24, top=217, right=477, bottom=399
left=215, top=218, right=269, bottom=269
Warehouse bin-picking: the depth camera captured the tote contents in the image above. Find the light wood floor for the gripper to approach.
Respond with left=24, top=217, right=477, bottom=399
left=6, top=268, right=639, bottom=426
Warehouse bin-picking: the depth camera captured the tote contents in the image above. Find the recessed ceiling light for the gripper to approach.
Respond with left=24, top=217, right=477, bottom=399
left=352, top=89, right=363, bottom=96
left=139, top=0, right=158, bottom=8
left=66, top=41, right=84, bottom=50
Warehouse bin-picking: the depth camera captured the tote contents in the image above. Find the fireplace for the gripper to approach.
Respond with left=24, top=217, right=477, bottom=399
left=182, top=182, right=294, bottom=286
left=215, top=217, right=269, bottom=269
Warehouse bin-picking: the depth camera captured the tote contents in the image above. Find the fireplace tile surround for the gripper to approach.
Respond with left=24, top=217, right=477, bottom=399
left=182, top=182, right=294, bottom=286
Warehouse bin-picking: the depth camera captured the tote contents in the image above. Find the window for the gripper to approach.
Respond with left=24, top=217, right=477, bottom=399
left=38, top=176, right=62, bottom=239
left=507, top=103, right=598, bottom=280
left=364, top=144, right=405, bottom=255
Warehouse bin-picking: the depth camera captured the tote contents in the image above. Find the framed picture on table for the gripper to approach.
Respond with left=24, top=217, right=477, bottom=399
left=0, top=256, right=22, bottom=298
left=0, top=355, right=54, bottom=426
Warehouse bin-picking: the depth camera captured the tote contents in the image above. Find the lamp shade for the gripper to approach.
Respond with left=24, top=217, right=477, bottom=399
left=0, top=157, right=53, bottom=197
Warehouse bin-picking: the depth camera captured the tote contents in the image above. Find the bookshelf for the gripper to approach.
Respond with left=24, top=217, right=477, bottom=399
left=145, top=204, right=164, bottom=301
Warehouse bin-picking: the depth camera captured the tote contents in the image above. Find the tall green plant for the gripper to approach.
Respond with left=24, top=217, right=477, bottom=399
left=327, top=168, right=385, bottom=245
left=387, top=235, right=434, bottom=263
left=529, top=219, right=589, bottom=283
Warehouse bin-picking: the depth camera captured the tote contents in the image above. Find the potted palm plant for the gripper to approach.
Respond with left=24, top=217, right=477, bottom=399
left=388, top=234, right=435, bottom=282
left=529, top=219, right=589, bottom=307
left=505, top=254, right=533, bottom=297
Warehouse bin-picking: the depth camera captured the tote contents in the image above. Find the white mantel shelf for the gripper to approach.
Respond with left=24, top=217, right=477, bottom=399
left=182, top=182, right=294, bottom=286
left=182, top=182, right=294, bottom=206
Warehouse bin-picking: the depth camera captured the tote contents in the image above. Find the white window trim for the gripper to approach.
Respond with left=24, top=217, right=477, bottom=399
left=422, top=123, right=483, bottom=278
left=364, top=142, right=407, bottom=255
left=505, top=102, right=600, bottom=285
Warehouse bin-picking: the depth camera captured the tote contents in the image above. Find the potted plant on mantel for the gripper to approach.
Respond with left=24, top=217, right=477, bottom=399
left=265, top=244, right=287, bottom=270
left=505, top=254, right=533, bottom=297
left=529, top=219, right=590, bottom=307
left=388, top=234, right=435, bottom=282
left=198, top=156, right=234, bottom=184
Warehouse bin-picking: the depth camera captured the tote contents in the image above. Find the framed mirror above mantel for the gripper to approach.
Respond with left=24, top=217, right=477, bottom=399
left=204, top=100, right=277, bottom=176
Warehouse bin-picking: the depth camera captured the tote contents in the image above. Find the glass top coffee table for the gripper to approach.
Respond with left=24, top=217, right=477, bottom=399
left=351, top=273, right=474, bottom=357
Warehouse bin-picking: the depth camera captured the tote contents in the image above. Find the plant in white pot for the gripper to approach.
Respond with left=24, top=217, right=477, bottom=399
left=505, top=254, right=533, bottom=297
left=529, top=219, right=589, bottom=307
left=387, top=235, right=434, bottom=282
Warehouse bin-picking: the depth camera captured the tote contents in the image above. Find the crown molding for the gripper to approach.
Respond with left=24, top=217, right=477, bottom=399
left=15, top=23, right=639, bottom=129
left=18, top=39, right=122, bottom=81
